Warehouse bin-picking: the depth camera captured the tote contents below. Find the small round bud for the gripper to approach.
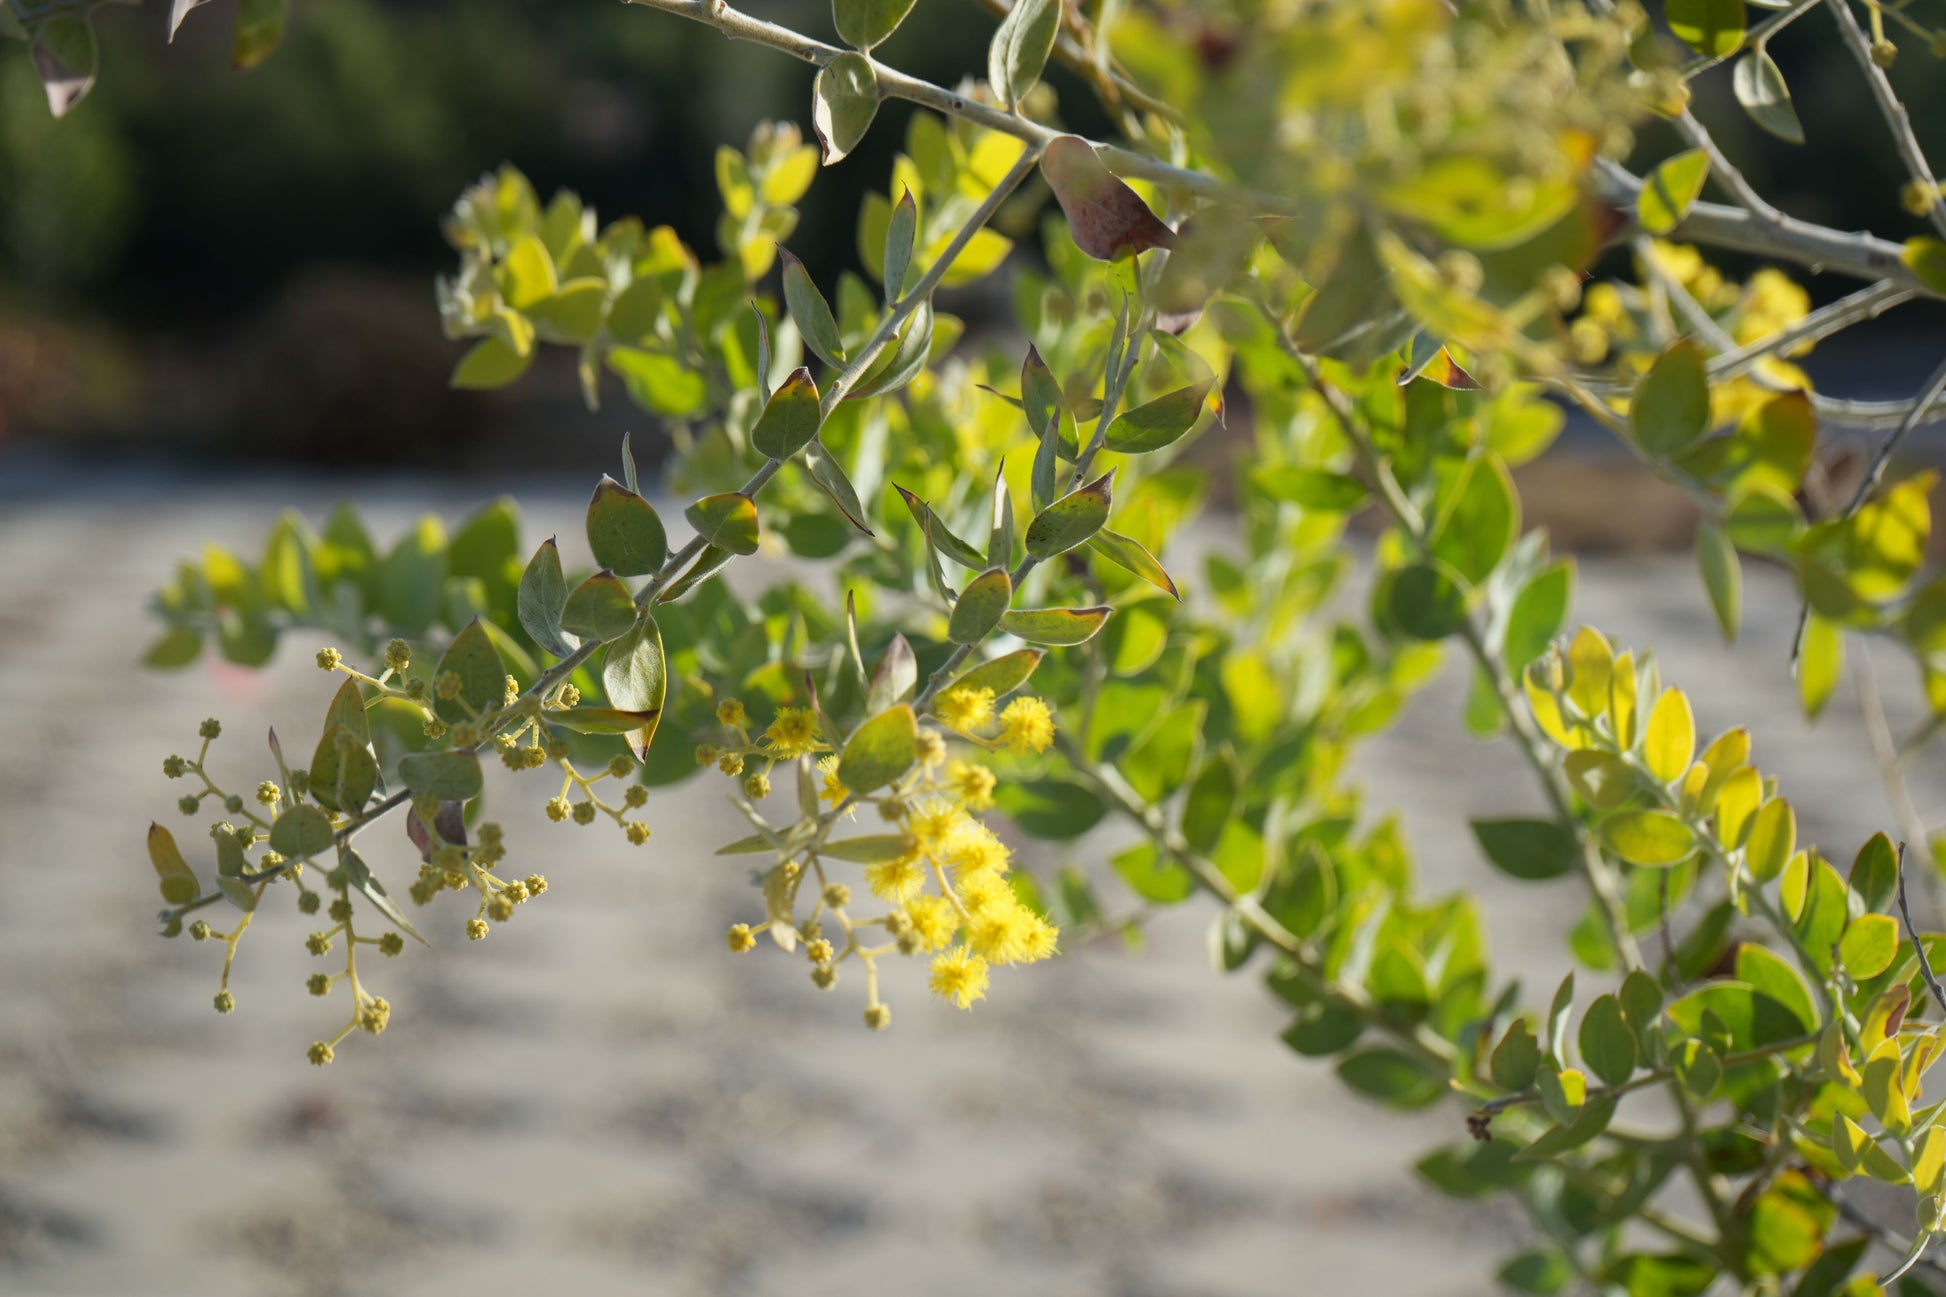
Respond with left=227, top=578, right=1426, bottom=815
left=716, top=698, right=747, bottom=727
left=256, top=781, right=282, bottom=806
left=799, top=918, right=822, bottom=942
left=189, top=921, right=212, bottom=942
left=821, top=883, right=851, bottom=909
left=502, top=880, right=529, bottom=903
left=405, top=677, right=428, bottom=701
left=359, top=997, right=390, bottom=1035
left=409, top=880, right=435, bottom=905
left=213, top=990, right=236, bottom=1014
left=864, top=1004, right=891, bottom=1030
left=199, top=718, right=223, bottom=741
left=307, top=973, right=332, bottom=996
left=503, top=675, right=519, bottom=706
left=806, top=937, right=835, bottom=964
left=572, top=801, right=597, bottom=826
left=385, top=639, right=411, bottom=672
left=422, top=717, right=448, bottom=740
left=178, top=795, right=201, bottom=816
left=1436, top=249, right=1484, bottom=293
left=525, top=874, right=548, bottom=896
left=811, top=964, right=837, bottom=989
left=378, top=932, right=405, bottom=956
left=546, top=797, right=570, bottom=823
left=727, top=923, right=757, bottom=953
left=625, top=822, right=652, bottom=845
left=449, top=722, right=482, bottom=748
left=298, top=889, right=322, bottom=915
left=466, top=919, right=489, bottom=941
left=435, top=672, right=463, bottom=701
left=316, top=647, right=343, bottom=671
left=328, top=898, right=354, bottom=923
left=1872, top=38, right=1898, bottom=67
left=478, top=822, right=504, bottom=847
left=545, top=739, right=570, bottom=761
left=695, top=744, right=719, bottom=766
left=224, top=795, right=245, bottom=815
left=487, top=895, right=515, bottom=922
left=307, top=1041, right=335, bottom=1066
left=623, top=785, right=648, bottom=809
left=743, top=772, right=771, bottom=800
left=558, top=684, right=581, bottom=708
left=607, top=754, right=635, bottom=779
left=896, top=931, right=922, bottom=956
left=162, top=755, right=187, bottom=779
left=914, top=729, right=947, bottom=767
left=306, top=932, right=334, bottom=956
left=718, top=753, right=745, bottom=777
left=1903, top=180, right=1941, bottom=217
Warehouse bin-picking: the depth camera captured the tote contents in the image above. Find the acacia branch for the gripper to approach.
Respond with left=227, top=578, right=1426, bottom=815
left=1826, top=0, right=1946, bottom=243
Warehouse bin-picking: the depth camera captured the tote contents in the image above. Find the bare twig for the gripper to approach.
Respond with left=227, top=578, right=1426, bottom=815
left=1826, top=0, right=1946, bottom=243
left=1895, top=839, right=1946, bottom=1016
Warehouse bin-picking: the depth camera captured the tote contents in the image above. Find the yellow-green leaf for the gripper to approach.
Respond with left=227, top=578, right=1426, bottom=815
left=1745, top=797, right=1796, bottom=884
left=148, top=823, right=200, bottom=905
left=838, top=704, right=918, bottom=793
left=1643, top=688, right=1695, bottom=784
left=1601, top=809, right=1697, bottom=866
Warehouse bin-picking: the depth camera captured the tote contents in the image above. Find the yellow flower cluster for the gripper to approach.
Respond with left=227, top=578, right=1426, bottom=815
left=934, top=687, right=1058, bottom=756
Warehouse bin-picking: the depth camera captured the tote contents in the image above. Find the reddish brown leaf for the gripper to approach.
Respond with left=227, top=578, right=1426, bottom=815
left=1042, top=135, right=1177, bottom=262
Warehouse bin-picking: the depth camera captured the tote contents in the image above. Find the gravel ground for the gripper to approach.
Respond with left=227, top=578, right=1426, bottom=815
left=0, top=470, right=1937, bottom=1297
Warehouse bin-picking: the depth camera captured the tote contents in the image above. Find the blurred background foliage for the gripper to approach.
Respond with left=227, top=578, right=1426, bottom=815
left=0, top=0, right=1940, bottom=469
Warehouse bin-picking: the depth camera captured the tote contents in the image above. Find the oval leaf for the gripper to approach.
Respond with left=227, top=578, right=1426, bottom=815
left=949, top=568, right=1015, bottom=645
left=750, top=367, right=823, bottom=460
left=560, top=571, right=641, bottom=643
left=838, top=704, right=918, bottom=793
left=1025, top=470, right=1113, bottom=559
left=586, top=476, right=669, bottom=577
left=999, top=606, right=1111, bottom=646
left=684, top=492, right=761, bottom=556
left=812, top=51, right=879, bottom=166
left=1104, top=381, right=1215, bottom=455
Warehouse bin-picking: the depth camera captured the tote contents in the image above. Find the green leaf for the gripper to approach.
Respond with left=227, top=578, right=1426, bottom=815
left=1632, top=338, right=1710, bottom=454
left=1732, top=49, right=1803, bottom=144
left=780, top=248, right=846, bottom=368
left=1747, top=1186, right=1823, bottom=1275
left=1388, top=561, right=1469, bottom=640
left=607, top=347, right=707, bottom=417
left=948, top=648, right=1043, bottom=700
left=586, top=476, right=668, bottom=577
left=1121, top=702, right=1204, bottom=804
left=1336, top=1048, right=1444, bottom=1109
left=1021, top=345, right=1062, bottom=440
left=1251, top=466, right=1369, bottom=512
left=517, top=538, right=576, bottom=658
left=988, top=0, right=1060, bottom=109
left=551, top=706, right=663, bottom=736
left=1666, top=0, right=1745, bottom=58
left=1429, top=453, right=1518, bottom=585
left=602, top=614, right=666, bottom=759
left=309, top=724, right=378, bottom=815
left=269, top=805, right=335, bottom=860
left=832, top=0, right=917, bottom=50
left=1696, top=521, right=1742, bottom=643
left=1103, top=380, right=1214, bottom=455
left=1113, top=840, right=1194, bottom=902
left=883, top=188, right=917, bottom=300
left=811, top=51, right=879, bottom=165
left=1498, top=1250, right=1573, bottom=1296
left=605, top=276, right=664, bottom=345
left=1504, top=561, right=1572, bottom=671
left=339, top=846, right=426, bottom=945
left=144, top=625, right=203, bottom=669
left=895, top=485, right=986, bottom=569
left=1087, top=528, right=1180, bottom=600
left=1839, top=913, right=1899, bottom=980
left=1599, top=1255, right=1713, bottom=1297
left=451, top=335, right=533, bottom=390
left=1619, top=970, right=1663, bottom=1042
left=838, top=705, right=918, bottom=793
left=1666, top=981, right=1810, bottom=1051
left=1798, top=614, right=1843, bottom=718
left=821, top=834, right=915, bottom=863
left=805, top=443, right=874, bottom=535
left=148, top=823, right=200, bottom=906
left=560, top=571, right=640, bottom=643
left=1471, top=817, right=1577, bottom=881
left=1513, top=1096, right=1615, bottom=1162
left=1744, top=797, right=1796, bottom=883
left=378, top=515, right=447, bottom=636
left=1600, top=809, right=1696, bottom=866
left=999, top=605, right=1111, bottom=646
left=433, top=620, right=507, bottom=724
left=949, top=568, right=1014, bottom=645
left=1025, top=470, right=1113, bottom=559
left=684, top=493, right=761, bottom=556
left=1851, top=832, right=1900, bottom=915
left=750, top=368, right=823, bottom=460
left=398, top=750, right=485, bottom=801
left=1181, top=750, right=1240, bottom=855
left=1491, top=1021, right=1542, bottom=1091
left=531, top=278, right=607, bottom=343
left=1579, top=994, right=1638, bottom=1087
left=1637, top=150, right=1711, bottom=236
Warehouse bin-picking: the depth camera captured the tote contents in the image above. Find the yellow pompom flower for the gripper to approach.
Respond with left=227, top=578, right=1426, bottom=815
left=906, top=798, right=968, bottom=856
left=947, top=759, right=997, bottom=811
left=817, top=756, right=850, bottom=809
left=956, top=867, right=1014, bottom=917
left=967, top=904, right=1037, bottom=965
left=866, top=849, right=926, bottom=903
left=936, top=685, right=996, bottom=735
left=940, top=820, right=1010, bottom=877
left=928, top=945, right=990, bottom=1009
left=763, top=706, right=824, bottom=758
left=904, top=894, right=960, bottom=951
left=1022, top=916, right=1060, bottom=963
left=997, top=697, right=1056, bottom=755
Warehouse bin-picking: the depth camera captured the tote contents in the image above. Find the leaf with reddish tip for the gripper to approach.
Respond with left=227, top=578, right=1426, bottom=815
left=999, top=605, right=1112, bottom=646
left=684, top=493, right=761, bottom=556
left=1025, top=471, right=1113, bottom=559
left=1088, top=528, right=1180, bottom=600
left=750, top=367, right=823, bottom=460
left=1104, top=380, right=1214, bottom=454
left=1041, top=136, right=1176, bottom=262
